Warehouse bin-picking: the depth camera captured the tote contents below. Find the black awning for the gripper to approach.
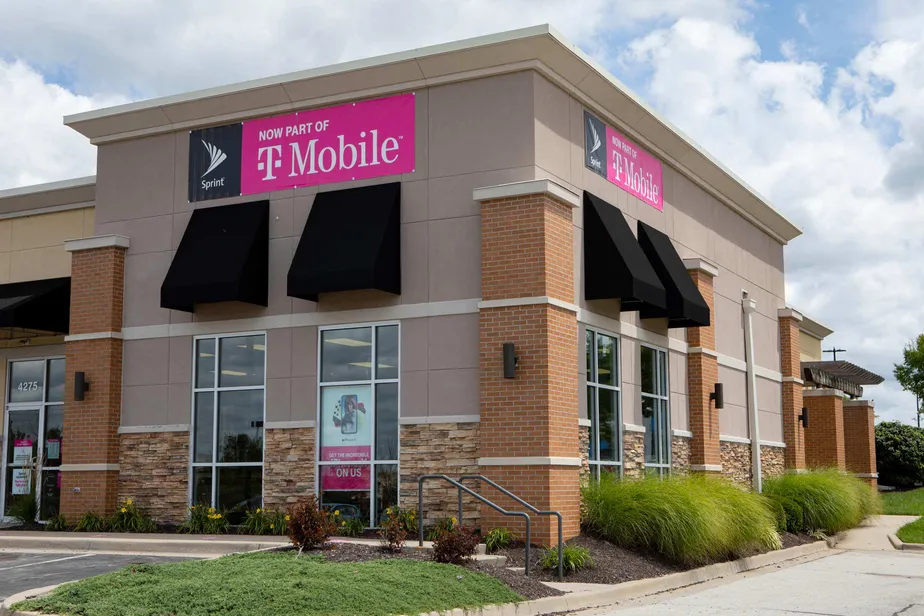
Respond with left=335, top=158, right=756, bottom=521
left=0, top=277, right=70, bottom=335
left=583, top=192, right=666, bottom=311
left=288, top=182, right=401, bottom=302
left=637, top=221, right=710, bottom=328
left=161, top=200, right=269, bottom=312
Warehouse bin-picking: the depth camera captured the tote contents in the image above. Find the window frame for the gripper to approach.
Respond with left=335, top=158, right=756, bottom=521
left=0, top=355, right=66, bottom=522
left=585, top=327, right=622, bottom=481
left=188, top=331, right=267, bottom=510
left=640, top=343, right=671, bottom=476
left=315, top=320, right=400, bottom=528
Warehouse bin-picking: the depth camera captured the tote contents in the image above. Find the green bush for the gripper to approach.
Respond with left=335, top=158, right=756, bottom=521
left=763, top=469, right=882, bottom=534
left=239, top=508, right=288, bottom=536
left=74, top=511, right=109, bottom=533
left=379, top=506, right=408, bottom=553
left=179, top=505, right=230, bottom=534
left=540, top=544, right=593, bottom=574
left=581, top=474, right=779, bottom=566
left=337, top=517, right=365, bottom=537
left=763, top=494, right=805, bottom=533
left=109, top=499, right=156, bottom=533
left=425, top=516, right=457, bottom=541
left=45, top=512, right=68, bottom=531
left=8, top=494, right=37, bottom=525
left=875, top=422, right=924, bottom=488
left=483, top=527, right=512, bottom=553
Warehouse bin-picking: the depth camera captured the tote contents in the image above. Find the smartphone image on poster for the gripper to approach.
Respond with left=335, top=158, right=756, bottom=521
left=340, top=395, right=358, bottom=434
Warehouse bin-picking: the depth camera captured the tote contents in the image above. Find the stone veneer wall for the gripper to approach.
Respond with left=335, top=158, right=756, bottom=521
left=399, top=422, right=480, bottom=527
left=721, top=441, right=786, bottom=487
left=623, top=431, right=646, bottom=478
left=118, top=431, right=189, bottom=523
left=579, top=425, right=590, bottom=481
left=263, top=428, right=315, bottom=509
left=671, top=436, right=692, bottom=475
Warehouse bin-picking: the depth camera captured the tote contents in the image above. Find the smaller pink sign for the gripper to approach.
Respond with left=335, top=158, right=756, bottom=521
left=12, top=439, right=33, bottom=465
left=606, top=126, right=663, bottom=211
left=321, top=445, right=371, bottom=462
left=321, top=465, right=370, bottom=491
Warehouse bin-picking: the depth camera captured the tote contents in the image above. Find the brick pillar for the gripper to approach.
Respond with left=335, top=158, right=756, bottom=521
left=778, top=309, right=806, bottom=470
left=683, top=259, right=721, bottom=472
left=844, top=400, right=877, bottom=488
left=803, top=389, right=845, bottom=470
left=475, top=180, right=580, bottom=545
left=60, top=235, right=129, bottom=520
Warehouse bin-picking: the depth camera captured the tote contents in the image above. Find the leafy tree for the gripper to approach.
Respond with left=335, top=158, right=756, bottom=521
left=875, top=422, right=924, bottom=488
left=893, top=335, right=924, bottom=427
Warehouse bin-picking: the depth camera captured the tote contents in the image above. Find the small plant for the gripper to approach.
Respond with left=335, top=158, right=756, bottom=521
left=179, top=505, right=230, bottom=534
left=73, top=511, right=108, bottom=533
left=8, top=494, right=38, bottom=525
left=44, top=512, right=68, bottom=532
left=431, top=525, right=479, bottom=564
left=541, top=544, right=593, bottom=573
left=239, top=508, right=288, bottom=536
left=379, top=506, right=408, bottom=553
left=387, top=506, right=418, bottom=534
left=338, top=517, right=365, bottom=537
left=425, top=516, right=457, bottom=541
left=484, top=527, right=512, bottom=553
left=287, top=495, right=337, bottom=551
left=109, top=499, right=156, bottom=533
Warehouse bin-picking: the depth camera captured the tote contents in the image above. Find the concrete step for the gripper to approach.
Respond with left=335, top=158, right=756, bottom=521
left=473, top=554, right=507, bottom=566
left=506, top=566, right=526, bottom=576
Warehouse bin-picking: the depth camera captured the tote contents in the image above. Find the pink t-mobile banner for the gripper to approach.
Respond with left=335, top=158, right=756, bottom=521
left=606, top=126, right=663, bottom=211
left=240, top=93, right=415, bottom=195
left=320, top=465, right=371, bottom=491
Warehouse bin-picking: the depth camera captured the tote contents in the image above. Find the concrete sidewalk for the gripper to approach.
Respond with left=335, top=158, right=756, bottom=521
left=0, top=531, right=288, bottom=556
left=835, top=515, right=920, bottom=551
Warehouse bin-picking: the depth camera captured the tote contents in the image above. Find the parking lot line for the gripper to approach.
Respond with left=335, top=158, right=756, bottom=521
left=0, top=553, right=94, bottom=571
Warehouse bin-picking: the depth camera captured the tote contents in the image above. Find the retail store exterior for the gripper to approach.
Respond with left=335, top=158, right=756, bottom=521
left=0, top=26, right=879, bottom=543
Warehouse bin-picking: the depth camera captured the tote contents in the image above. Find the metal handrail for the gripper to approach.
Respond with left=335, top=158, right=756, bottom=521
left=417, top=474, right=533, bottom=576
left=459, top=474, right=563, bottom=581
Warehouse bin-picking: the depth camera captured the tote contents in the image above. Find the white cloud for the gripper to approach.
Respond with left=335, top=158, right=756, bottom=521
left=796, top=5, right=811, bottom=32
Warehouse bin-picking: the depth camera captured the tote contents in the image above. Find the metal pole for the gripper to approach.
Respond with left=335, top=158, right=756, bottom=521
left=557, top=513, right=563, bottom=581
left=458, top=487, right=463, bottom=527
left=418, top=477, right=424, bottom=547
left=525, top=517, right=531, bottom=577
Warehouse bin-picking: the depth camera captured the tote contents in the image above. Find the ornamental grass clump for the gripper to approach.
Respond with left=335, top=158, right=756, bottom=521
left=581, top=474, right=779, bottom=566
left=763, top=469, right=882, bottom=534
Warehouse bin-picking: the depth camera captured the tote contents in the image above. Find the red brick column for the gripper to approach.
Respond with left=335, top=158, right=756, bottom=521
left=844, top=400, right=877, bottom=488
left=778, top=309, right=806, bottom=470
left=683, top=259, right=721, bottom=472
left=60, top=235, right=129, bottom=520
left=475, top=180, right=580, bottom=545
left=803, top=389, right=845, bottom=470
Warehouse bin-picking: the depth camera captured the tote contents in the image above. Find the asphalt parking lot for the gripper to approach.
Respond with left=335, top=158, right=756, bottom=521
left=0, top=551, right=195, bottom=601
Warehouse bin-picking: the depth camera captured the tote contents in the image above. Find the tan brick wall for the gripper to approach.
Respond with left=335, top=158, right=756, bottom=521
left=686, top=270, right=721, bottom=470
left=479, top=465, right=580, bottom=541
left=264, top=427, right=315, bottom=509
left=61, top=243, right=127, bottom=520
left=672, top=435, right=692, bottom=475
left=804, top=393, right=846, bottom=470
left=843, top=401, right=877, bottom=489
left=779, top=316, right=806, bottom=470
left=399, top=422, right=480, bottom=526
left=118, top=431, right=189, bottom=523
left=479, top=192, right=579, bottom=544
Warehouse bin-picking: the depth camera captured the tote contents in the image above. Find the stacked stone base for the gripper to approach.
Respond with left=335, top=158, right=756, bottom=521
left=671, top=435, right=692, bottom=474
left=720, top=441, right=786, bottom=487
left=399, top=422, right=480, bottom=527
left=623, top=431, right=646, bottom=478
left=118, top=431, right=189, bottom=523
left=263, top=427, right=315, bottom=509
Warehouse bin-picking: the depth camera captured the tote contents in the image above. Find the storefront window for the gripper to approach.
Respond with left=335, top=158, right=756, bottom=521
left=641, top=345, right=670, bottom=476
left=586, top=329, right=621, bottom=480
left=319, top=324, right=399, bottom=527
left=192, top=334, right=265, bottom=523
left=2, top=357, right=65, bottom=521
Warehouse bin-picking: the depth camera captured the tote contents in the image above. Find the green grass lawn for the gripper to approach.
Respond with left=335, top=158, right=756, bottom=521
left=882, top=488, right=924, bottom=515
left=896, top=517, right=924, bottom=544
left=15, top=552, right=523, bottom=616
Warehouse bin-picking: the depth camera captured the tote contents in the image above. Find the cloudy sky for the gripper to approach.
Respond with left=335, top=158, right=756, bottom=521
left=1, top=0, right=922, bottom=423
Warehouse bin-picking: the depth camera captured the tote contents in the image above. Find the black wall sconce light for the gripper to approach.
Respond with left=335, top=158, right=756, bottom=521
left=799, top=407, right=809, bottom=428
left=709, top=383, right=724, bottom=409
left=74, top=371, right=90, bottom=401
left=503, top=343, right=518, bottom=379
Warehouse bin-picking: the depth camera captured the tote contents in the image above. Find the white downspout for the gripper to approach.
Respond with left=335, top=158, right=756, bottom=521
left=742, top=291, right=762, bottom=492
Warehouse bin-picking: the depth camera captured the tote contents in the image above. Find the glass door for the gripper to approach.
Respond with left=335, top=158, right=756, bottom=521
left=3, top=409, right=39, bottom=518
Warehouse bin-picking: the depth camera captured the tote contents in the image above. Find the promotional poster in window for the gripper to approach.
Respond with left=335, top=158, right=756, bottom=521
left=320, top=386, right=372, bottom=464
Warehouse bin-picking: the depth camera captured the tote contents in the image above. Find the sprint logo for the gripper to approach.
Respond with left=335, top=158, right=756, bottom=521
left=588, top=118, right=601, bottom=155
left=201, top=140, right=228, bottom=178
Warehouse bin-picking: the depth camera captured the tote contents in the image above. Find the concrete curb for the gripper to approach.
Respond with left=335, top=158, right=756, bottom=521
left=0, top=534, right=288, bottom=555
left=887, top=533, right=924, bottom=552
left=1, top=541, right=830, bottom=616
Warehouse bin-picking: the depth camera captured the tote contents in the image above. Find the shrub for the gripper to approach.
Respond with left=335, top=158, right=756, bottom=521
left=387, top=506, right=418, bottom=535
left=581, top=474, right=779, bottom=566
left=763, top=469, right=882, bottom=534
left=179, top=505, right=230, bottom=534
left=379, top=506, right=408, bottom=553
left=875, top=422, right=924, bottom=488
left=109, top=499, right=156, bottom=533
left=239, top=508, right=288, bottom=536
left=8, top=494, right=37, bottom=525
left=763, top=494, right=805, bottom=533
left=337, top=517, right=365, bottom=537
left=425, top=516, right=457, bottom=541
left=45, top=512, right=68, bottom=532
left=541, top=544, right=593, bottom=574
left=74, top=511, right=109, bottom=533
left=432, top=525, right=479, bottom=564
left=484, top=527, right=512, bottom=553
left=287, top=496, right=337, bottom=551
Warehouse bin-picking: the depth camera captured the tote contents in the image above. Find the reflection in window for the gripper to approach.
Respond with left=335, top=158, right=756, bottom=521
left=641, top=346, right=670, bottom=476
left=586, top=329, right=621, bottom=480
left=192, top=334, right=265, bottom=514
